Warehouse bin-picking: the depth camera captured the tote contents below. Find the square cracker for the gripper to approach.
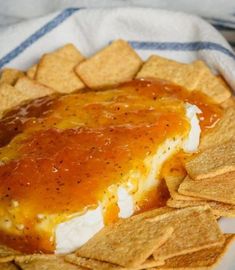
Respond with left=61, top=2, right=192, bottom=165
left=134, top=258, right=165, bottom=269
left=131, top=207, right=174, bottom=221
left=0, top=83, right=29, bottom=117
left=166, top=198, right=235, bottom=218
left=76, top=214, right=173, bottom=267
left=27, top=43, right=84, bottom=79
left=0, top=68, right=24, bottom=85
left=65, top=255, right=164, bottom=270
left=14, top=255, right=82, bottom=270
left=185, top=140, right=235, bottom=179
left=221, top=96, right=235, bottom=109
left=53, top=43, right=84, bottom=64
left=0, top=245, right=21, bottom=263
left=179, top=173, right=235, bottom=206
left=36, top=54, right=85, bottom=93
left=26, top=64, right=37, bottom=79
left=165, top=174, right=202, bottom=201
left=216, top=75, right=232, bottom=91
left=156, top=234, right=234, bottom=269
left=65, top=255, right=126, bottom=270
left=199, top=106, right=235, bottom=151
left=15, top=77, right=55, bottom=99
left=191, top=61, right=231, bottom=103
left=136, top=55, right=231, bottom=103
left=76, top=39, right=142, bottom=89
left=151, top=206, right=224, bottom=260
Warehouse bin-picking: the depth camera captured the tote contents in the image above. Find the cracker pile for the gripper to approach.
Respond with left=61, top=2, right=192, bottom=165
left=0, top=39, right=234, bottom=269
left=0, top=39, right=232, bottom=117
left=165, top=109, right=235, bottom=218
left=1, top=206, right=234, bottom=270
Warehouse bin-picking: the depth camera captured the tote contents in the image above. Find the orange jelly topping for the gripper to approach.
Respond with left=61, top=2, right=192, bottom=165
left=0, top=79, right=222, bottom=253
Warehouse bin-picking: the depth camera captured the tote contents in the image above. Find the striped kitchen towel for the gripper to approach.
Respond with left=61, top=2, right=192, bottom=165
left=0, top=7, right=234, bottom=91
left=0, top=0, right=235, bottom=49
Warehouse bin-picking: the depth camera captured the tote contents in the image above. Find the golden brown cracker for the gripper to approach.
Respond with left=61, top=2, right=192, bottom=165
left=199, top=106, right=235, bottom=151
left=26, top=44, right=84, bottom=80
left=164, top=175, right=202, bottom=201
left=0, top=68, right=25, bottom=85
left=186, top=140, right=235, bottom=179
left=216, top=75, right=232, bottom=92
left=166, top=198, right=208, bottom=208
left=53, top=43, right=85, bottom=64
left=66, top=255, right=126, bottom=270
left=132, top=207, right=174, bottom=221
left=166, top=198, right=235, bottom=217
left=138, top=258, right=165, bottom=269
left=136, top=55, right=194, bottom=83
left=26, top=65, right=37, bottom=79
left=191, top=61, right=231, bottom=103
left=179, top=173, right=235, bottom=206
left=156, top=234, right=234, bottom=270
left=15, top=76, right=55, bottom=99
left=76, top=215, right=173, bottom=267
left=150, top=206, right=224, bottom=260
left=0, top=83, right=29, bottom=117
left=36, top=54, right=84, bottom=93
left=136, top=56, right=231, bottom=103
left=221, top=96, right=235, bottom=109
left=66, top=255, right=164, bottom=270
left=76, top=39, right=142, bottom=89
left=0, top=245, right=21, bottom=263
left=14, top=255, right=82, bottom=270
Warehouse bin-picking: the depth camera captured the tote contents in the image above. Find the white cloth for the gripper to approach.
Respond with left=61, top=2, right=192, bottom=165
left=1, top=0, right=235, bottom=50
left=0, top=7, right=234, bottom=92
left=0, top=0, right=235, bottom=25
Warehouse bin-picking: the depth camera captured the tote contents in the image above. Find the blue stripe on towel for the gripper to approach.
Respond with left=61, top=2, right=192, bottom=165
left=0, top=8, right=80, bottom=69
left=128, top=41, right=235, bottom=60
left=0, top=9, right=235, bottom=68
